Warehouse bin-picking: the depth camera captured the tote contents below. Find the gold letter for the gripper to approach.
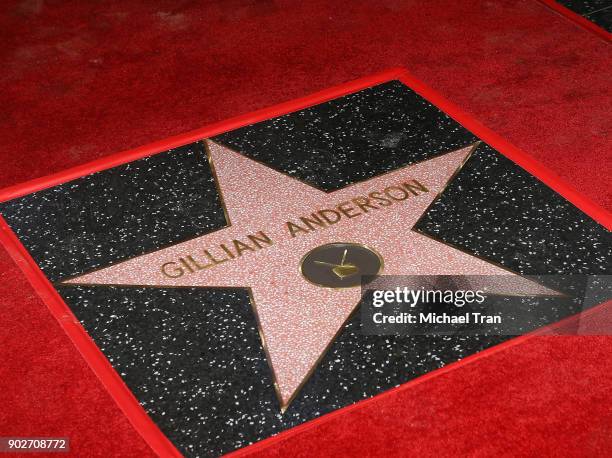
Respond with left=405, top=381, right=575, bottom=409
left=300, top=213, right=326, bottom=231
left=286, top=221, right=309, bottom=237
left=403, top=179, right=429, bottom=195
left=368, top=191, right=392, bottom=207
left=161, top=261, right=184, bottom=278
left=233, top=239, right=255, bottom=256
left=336, top=201, right=361, bottom=218
left=352, top=196, right=378, bottom=213
left=204, top=249, right=228, bottom=265
left=317, top=209, right=342, bottom=225
left=179, top=257, right=195, bottom=273
left=186, top=255, right=210, bottom=270
left=220, top=243, right=235, bottom=259
left=384, top=185, right=409, bottom=201
left=248, top=231, right=273, bottom=249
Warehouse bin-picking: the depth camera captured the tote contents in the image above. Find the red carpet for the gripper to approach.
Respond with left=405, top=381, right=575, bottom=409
left=242, top=339, right=612, bottom=457
left=1, top=0, right=610, bottom=456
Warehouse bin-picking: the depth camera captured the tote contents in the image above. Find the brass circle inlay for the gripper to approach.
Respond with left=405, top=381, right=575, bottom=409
left=300, top=242, right=384, bottom=288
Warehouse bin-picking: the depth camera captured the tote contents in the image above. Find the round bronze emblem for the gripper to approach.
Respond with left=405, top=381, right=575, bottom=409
left=300, top=242, right=383, bottom=288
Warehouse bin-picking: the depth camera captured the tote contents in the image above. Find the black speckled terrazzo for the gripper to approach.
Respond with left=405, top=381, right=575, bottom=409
left=557, top=0, right=612, bottom=31
left=0, top=142, right=227, bottom=283
left=213, top=80, right=478, bottom=192
left=1, top=80, right=610, bottom=457
left=587, top=6, right=612, bottom=30
left=56, top=284, right=509, bottom=458
left=413, top=143, right=611, bottom=276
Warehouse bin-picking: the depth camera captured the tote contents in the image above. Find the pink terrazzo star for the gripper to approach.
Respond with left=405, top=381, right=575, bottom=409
left=64, top=140, right=555, bottom=410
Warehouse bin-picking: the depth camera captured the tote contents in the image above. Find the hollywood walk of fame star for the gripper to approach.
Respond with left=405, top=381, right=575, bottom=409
left=62, top=140, right=555, bottom=411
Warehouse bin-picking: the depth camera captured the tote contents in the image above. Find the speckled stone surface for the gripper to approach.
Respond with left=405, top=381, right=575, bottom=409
left=558, top=0, right=612, bottom=31
left=0, top=142, right=227, bottom=283
left=413, top=143, right=611, bottom=276
left=1, top=81, right=610, bottom=457
left=559, top=0, right=611, bottom=14
left=213, top=80, right=478, bottom=192
left=588, top=6, right=612, bottom=30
